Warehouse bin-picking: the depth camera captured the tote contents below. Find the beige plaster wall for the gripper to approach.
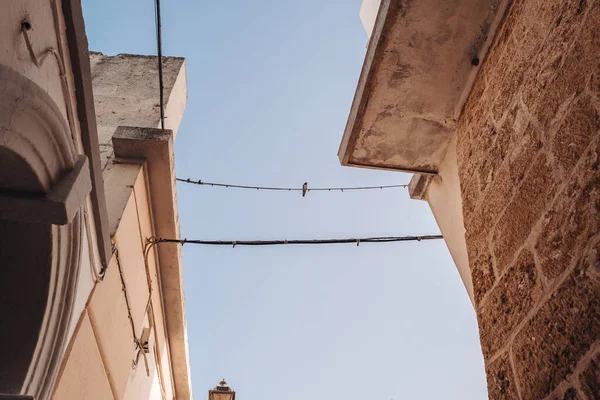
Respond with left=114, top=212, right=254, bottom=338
left=69, top=216, right=103, bottom=342
left=122, top=315, right=165, bottom=400
left=54, top=166, right=177, bottom=400
left=87, top=252, right=137, bottom=399
left=131, top=167, right=176, bottom=400
left=0, top=0, right=70, bottom=129
left=423, top=136, right=474, bottom=304
left=58, top=52, right=190, bottom=400
left=52, top=312, right=114, bottom=400
left=1, top=3, right=105, bottom=391
left=2, top=5, right=186, bottom=399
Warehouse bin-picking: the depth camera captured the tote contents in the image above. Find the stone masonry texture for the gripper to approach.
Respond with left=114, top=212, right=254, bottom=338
left=456, top=0, right=600, bottom=398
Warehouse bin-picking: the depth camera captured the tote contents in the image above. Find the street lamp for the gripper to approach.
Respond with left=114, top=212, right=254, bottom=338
left=208, top=379, right=235, bottom=400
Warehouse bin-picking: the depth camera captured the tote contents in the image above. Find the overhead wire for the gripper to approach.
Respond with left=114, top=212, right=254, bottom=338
left=149, top=235, right=443, bottom=248
left=112, top=243, right=139, bottom=345
left=149, top=0, right=439, bottom=253
left=154, top=0, right=165, bottom=129
left=176, top=178, right=408, bottom=193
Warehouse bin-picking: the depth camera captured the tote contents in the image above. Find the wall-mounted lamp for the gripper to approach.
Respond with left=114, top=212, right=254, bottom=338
left=208, top=379, right=235, bottom=400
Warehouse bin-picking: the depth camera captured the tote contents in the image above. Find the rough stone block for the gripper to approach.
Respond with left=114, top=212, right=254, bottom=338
left=460, top=172, right=480, bottom=223
left=553, top=98, right=600, bottom=176
left=536, top=138, right=600, bottom=280
left=521, top=50, right=564, bottom=122
left=456, top=0, right=600, bottom=397
left=548, top=387, right=584, bottom=400
left=556, top=1, right=600, bottom=89
left=478, top=122, right=512, bottom=193
left=591, top=61, right=600, bottom=93
left=535, top=199, right=581, bottom=281
left=466, top=162, right=513, bottom=255
left=579, top=350, right=600, bottom=399
left=480, top=0, right=516, bottom=77
left=459, top=59, right=493, bottom=130
left=491, top=154, right=556, bottom=270
left=512, top=247, right=600, bottom=399
left=478, top=249, right=542, bottom=357
left=470, top=243, right=497, bottom=306
left=507, top=124, right=542, bottom=185
left=562, top=387, right=584, bottom=400
left=459, top=125, right=517, bottom=233
left=471, top=122, right=497, bottom=172
left=550, top=0, right=589, bottom=52
left=489, top=55, right=525, bottom=123
left=533, top=2, right=599, bottom=129
left=485, top=352, right=520, bottom=399
left=512, top=0, right=556, bottom=57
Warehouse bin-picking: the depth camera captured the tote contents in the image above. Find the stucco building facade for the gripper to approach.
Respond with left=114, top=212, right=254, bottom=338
left=0, top=1, right=192, bottom=399
left=342, top=0, right=599, bottom=398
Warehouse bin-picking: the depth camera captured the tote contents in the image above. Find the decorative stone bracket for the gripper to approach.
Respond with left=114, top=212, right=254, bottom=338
left=0, top=155, right=91, bottom=225
left=408, top=174, right=435, bottom=201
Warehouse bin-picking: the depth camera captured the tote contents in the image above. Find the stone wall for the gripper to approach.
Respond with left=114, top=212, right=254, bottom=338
left=89, top=52, right=186, bottom=170
left=456, top=0, right=600, bottom=398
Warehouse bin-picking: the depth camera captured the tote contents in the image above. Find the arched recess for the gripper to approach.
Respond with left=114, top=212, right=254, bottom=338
left=0, top=64, right=84, bottom=400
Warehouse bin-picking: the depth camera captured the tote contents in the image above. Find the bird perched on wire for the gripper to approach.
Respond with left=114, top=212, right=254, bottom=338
left=302, top=182, right=308, bottom=197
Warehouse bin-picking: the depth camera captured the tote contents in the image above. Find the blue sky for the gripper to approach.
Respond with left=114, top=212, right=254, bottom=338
left=82, top=1, right=487, bottom=398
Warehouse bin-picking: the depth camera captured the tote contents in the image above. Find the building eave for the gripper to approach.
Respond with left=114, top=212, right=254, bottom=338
left=339, top=0, right=510, bottom=173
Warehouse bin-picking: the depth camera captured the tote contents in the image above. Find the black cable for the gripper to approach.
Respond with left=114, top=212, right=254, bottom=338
left=176, top=178, right=408, bottom=192
left=113, top=244, right=138, bottom=342
left=151, top=235, right=443, bottom=247
left=154, top=0, right=165, bottom=129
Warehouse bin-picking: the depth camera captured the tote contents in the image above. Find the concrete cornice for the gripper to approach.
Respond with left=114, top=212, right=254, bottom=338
left=339, top=0, right=510, bottom=174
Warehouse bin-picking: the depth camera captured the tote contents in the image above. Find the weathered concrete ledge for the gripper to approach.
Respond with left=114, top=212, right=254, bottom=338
left=339, top=0, right=510, bottom=173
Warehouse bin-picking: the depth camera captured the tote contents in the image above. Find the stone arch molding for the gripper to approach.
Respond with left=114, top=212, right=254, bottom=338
left=0, top=64, right=83, bottom=400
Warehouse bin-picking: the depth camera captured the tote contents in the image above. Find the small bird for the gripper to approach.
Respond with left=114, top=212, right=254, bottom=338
left=302, top=182, right=308, bottom=197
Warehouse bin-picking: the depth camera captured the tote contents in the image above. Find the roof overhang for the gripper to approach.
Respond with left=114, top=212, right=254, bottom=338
left=339, top=0, right=510, bottom=174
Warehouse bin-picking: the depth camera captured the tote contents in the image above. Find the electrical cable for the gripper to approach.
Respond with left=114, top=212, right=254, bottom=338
left=176, top=178, right=408, bottom=194
left=149, top=235, right=443, bottom=247
left=154, top=0, right=165, bottom=129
